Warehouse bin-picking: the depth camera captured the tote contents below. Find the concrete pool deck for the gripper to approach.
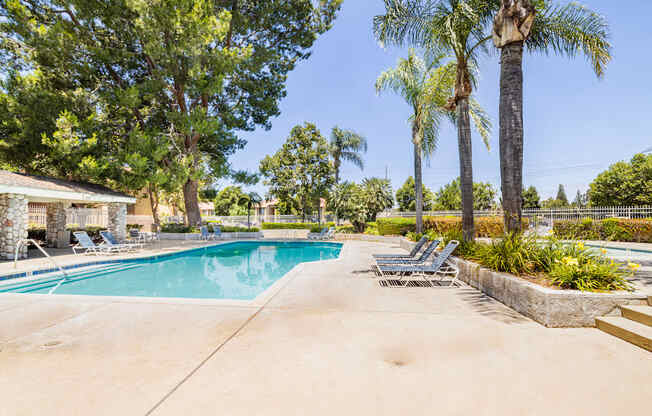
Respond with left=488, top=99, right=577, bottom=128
left=0, top=240, right=650, bottom=415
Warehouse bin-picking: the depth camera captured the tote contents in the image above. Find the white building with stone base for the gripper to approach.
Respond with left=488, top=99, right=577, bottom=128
left=0, top=170, right=136, bottom=260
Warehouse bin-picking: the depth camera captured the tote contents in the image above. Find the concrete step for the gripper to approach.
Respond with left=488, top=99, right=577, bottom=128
left=620, top=305, right=652, bottom=327
left=596, top=317, right=652, bottom=352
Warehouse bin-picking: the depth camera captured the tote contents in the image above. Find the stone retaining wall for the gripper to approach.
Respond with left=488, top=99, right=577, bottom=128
left=400, top=238, right=648, bottom=327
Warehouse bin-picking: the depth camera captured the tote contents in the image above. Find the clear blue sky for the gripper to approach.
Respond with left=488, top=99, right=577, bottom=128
left=227, top=0, right=652, bottom=202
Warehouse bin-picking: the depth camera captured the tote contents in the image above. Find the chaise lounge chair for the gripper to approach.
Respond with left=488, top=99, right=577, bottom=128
left=72, top=231, right=121, bottom=255
left=377, top=241, right=460, bottom=287
left=374, top=239, right=440, bottom=266
left=100, top=231, right=142, bottom=252
left=373, top=236, right=428, bottom=260
left=324, top=227, right=336, bottom=240
left=308, top=228, right=328, bottom=240
left=200, top=225, right=221, bottom=241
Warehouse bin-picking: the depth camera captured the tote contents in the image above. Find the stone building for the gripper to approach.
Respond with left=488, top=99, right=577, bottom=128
left=0, top=171, right=136, bottom=260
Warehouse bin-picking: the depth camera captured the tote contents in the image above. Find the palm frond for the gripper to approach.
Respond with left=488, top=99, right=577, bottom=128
left=527, top=1, right=611, bottom=78
left=468, top=97, right=491, bottom=150
left=340, top=151, right=365, bottom=170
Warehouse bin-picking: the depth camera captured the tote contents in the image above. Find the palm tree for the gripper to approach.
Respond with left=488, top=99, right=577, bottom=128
left=493, top=0, right=611, bottom=233
left=329, top=127, right=368, bottom=184
left=374, top=0, right=499, bottom=241
left=375, top=48, right=490, bottom=234
left=243, top=192, right=262, bottom=230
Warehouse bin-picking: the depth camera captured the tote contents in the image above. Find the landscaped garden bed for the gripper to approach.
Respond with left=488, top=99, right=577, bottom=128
left=400, top=235, right=648, bottom=327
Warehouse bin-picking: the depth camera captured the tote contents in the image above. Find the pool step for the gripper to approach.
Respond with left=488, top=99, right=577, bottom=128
left=1, top=264, right=140, bottom=293
left=596, top=316, right=652, bottom=352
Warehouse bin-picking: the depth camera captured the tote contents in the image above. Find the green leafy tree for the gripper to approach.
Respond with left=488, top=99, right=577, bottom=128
left=572, top=190, right=588, bottom=208
left=259, top=123, right=334, bottom=220
left=361, top=177, right=394, bottom=221
left=329, top=182, right=368, bottom=233
left=375, top=49, right=490, bottom=235
left=375, top=1, right=495, bottom=241
left=329, top=127, right=367, bottom=183
left=214, top=186, right=249, bottom=216
left=588, top=154, right=652, bottom=206
left=541, top=197, right=567, bottom=209
left=396, top=177, right=435, bottom=212
left=1, top=0, right=342, bottom=225
left=522, top=186, right=541, bottom=209
left=434, top=178, right=496, bottom=210
left=556, top=184, right=569, bottom=206
left=493, top=0, right=611, bottom=232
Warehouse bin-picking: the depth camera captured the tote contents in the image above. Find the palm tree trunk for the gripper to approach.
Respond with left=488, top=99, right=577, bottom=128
left=413, top=136, right=423, bottom=234
left=456, top=97, right=475, bottom=241
left=334, top=157, right=341, bottom=184
left=499, top=42, right=524, bottom=234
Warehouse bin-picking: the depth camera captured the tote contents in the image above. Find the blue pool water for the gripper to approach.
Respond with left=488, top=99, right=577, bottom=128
left=1, top=242, right=342, bottom=300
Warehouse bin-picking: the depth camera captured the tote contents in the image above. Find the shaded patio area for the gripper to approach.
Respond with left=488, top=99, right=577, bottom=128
left=0, top=170, right=136, bottom=261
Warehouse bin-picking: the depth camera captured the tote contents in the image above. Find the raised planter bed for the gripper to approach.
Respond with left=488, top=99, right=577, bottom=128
left=400, top=238, right=648, bottom=327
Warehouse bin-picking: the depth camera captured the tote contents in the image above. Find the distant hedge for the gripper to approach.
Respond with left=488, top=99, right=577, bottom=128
left=161, top=223, right=260, bottom=233
left=261, top=222, right=333, bottom=232
left=377, top=216, right=529, bottom=238
left=553, top=218, right=652, bottom=242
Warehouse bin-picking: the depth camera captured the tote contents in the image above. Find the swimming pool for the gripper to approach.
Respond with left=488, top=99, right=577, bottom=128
left=0, top=241, right=342, bottom=300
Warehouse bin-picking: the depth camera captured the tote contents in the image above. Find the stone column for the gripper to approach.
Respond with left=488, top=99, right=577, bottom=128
left=107, top=203, right=127, bottom=242
left=46, top=202, right=70, bottom=248
left=0, top=194, right=29, bottom=259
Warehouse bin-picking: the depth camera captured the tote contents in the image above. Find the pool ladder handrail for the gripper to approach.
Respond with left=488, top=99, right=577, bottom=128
left=14, top=239, right=69, bottom=280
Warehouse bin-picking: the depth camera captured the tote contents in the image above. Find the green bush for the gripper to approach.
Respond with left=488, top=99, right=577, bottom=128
left=335, top=225, right=356, bottom=234
left=377, top=216, right=529, bottom=237
left=261, top=222, right=315, bottom=230
left=27, top=224, right=46, bottom=242
left=553, top=218, right=652, bottom=242
left=376, top=218, right=416, bottom=236
left=364, top=222, right=379, bottom=235
left=161, top=223, right=195, bottom=233
left=211, top=224, right=259, bottom=233
left=309, top=222, right=335, bottom=233
left=127, top=224, right=144, bottom=230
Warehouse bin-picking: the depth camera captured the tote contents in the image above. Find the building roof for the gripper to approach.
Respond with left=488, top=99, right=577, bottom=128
left=0, top=170, right=136, bottom=204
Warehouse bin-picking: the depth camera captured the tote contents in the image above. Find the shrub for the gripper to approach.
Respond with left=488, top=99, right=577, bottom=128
left=376, top=218, right=416, bottom=236
left=548, top=257, right=630, bottom=291
left=363, top=222, right=379, bottom=235
left=27, top=224, right=46, bottom=242
left=309, top=222, right=335, bottom=233
left=377, top=216, right=529, bottom=237
left=161, top=223, right=195, bottom=233
left=213, top=225, right=260, bottom=233
left=127, top=224, right=144, bottom=230
left=473, top=233, right=539, bottom=275
left=553, top=218, right=652, bottom=242
left=335, top=225, right=356, bottom=234
left=261, top=222, right=315, bottom=230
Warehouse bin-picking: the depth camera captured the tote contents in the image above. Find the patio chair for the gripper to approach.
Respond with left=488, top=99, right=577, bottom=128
left=308, top=228, right=328, bottom=240
left=99, top=231, right=141, bottom=252
left=373, top=236, right=428, bottom=260
left=72, top=231, right=120, bottom=255
left=374, top=239, right=440, bottom=266
left=200, top=226, right=220, bottom=241
left=128, top=228, right=146, bottom=244
left=212, top=225, right=221, bottom=240
left=377, top=241, right=460, bottom=287
left=324, top=227, right=336, bottom=240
